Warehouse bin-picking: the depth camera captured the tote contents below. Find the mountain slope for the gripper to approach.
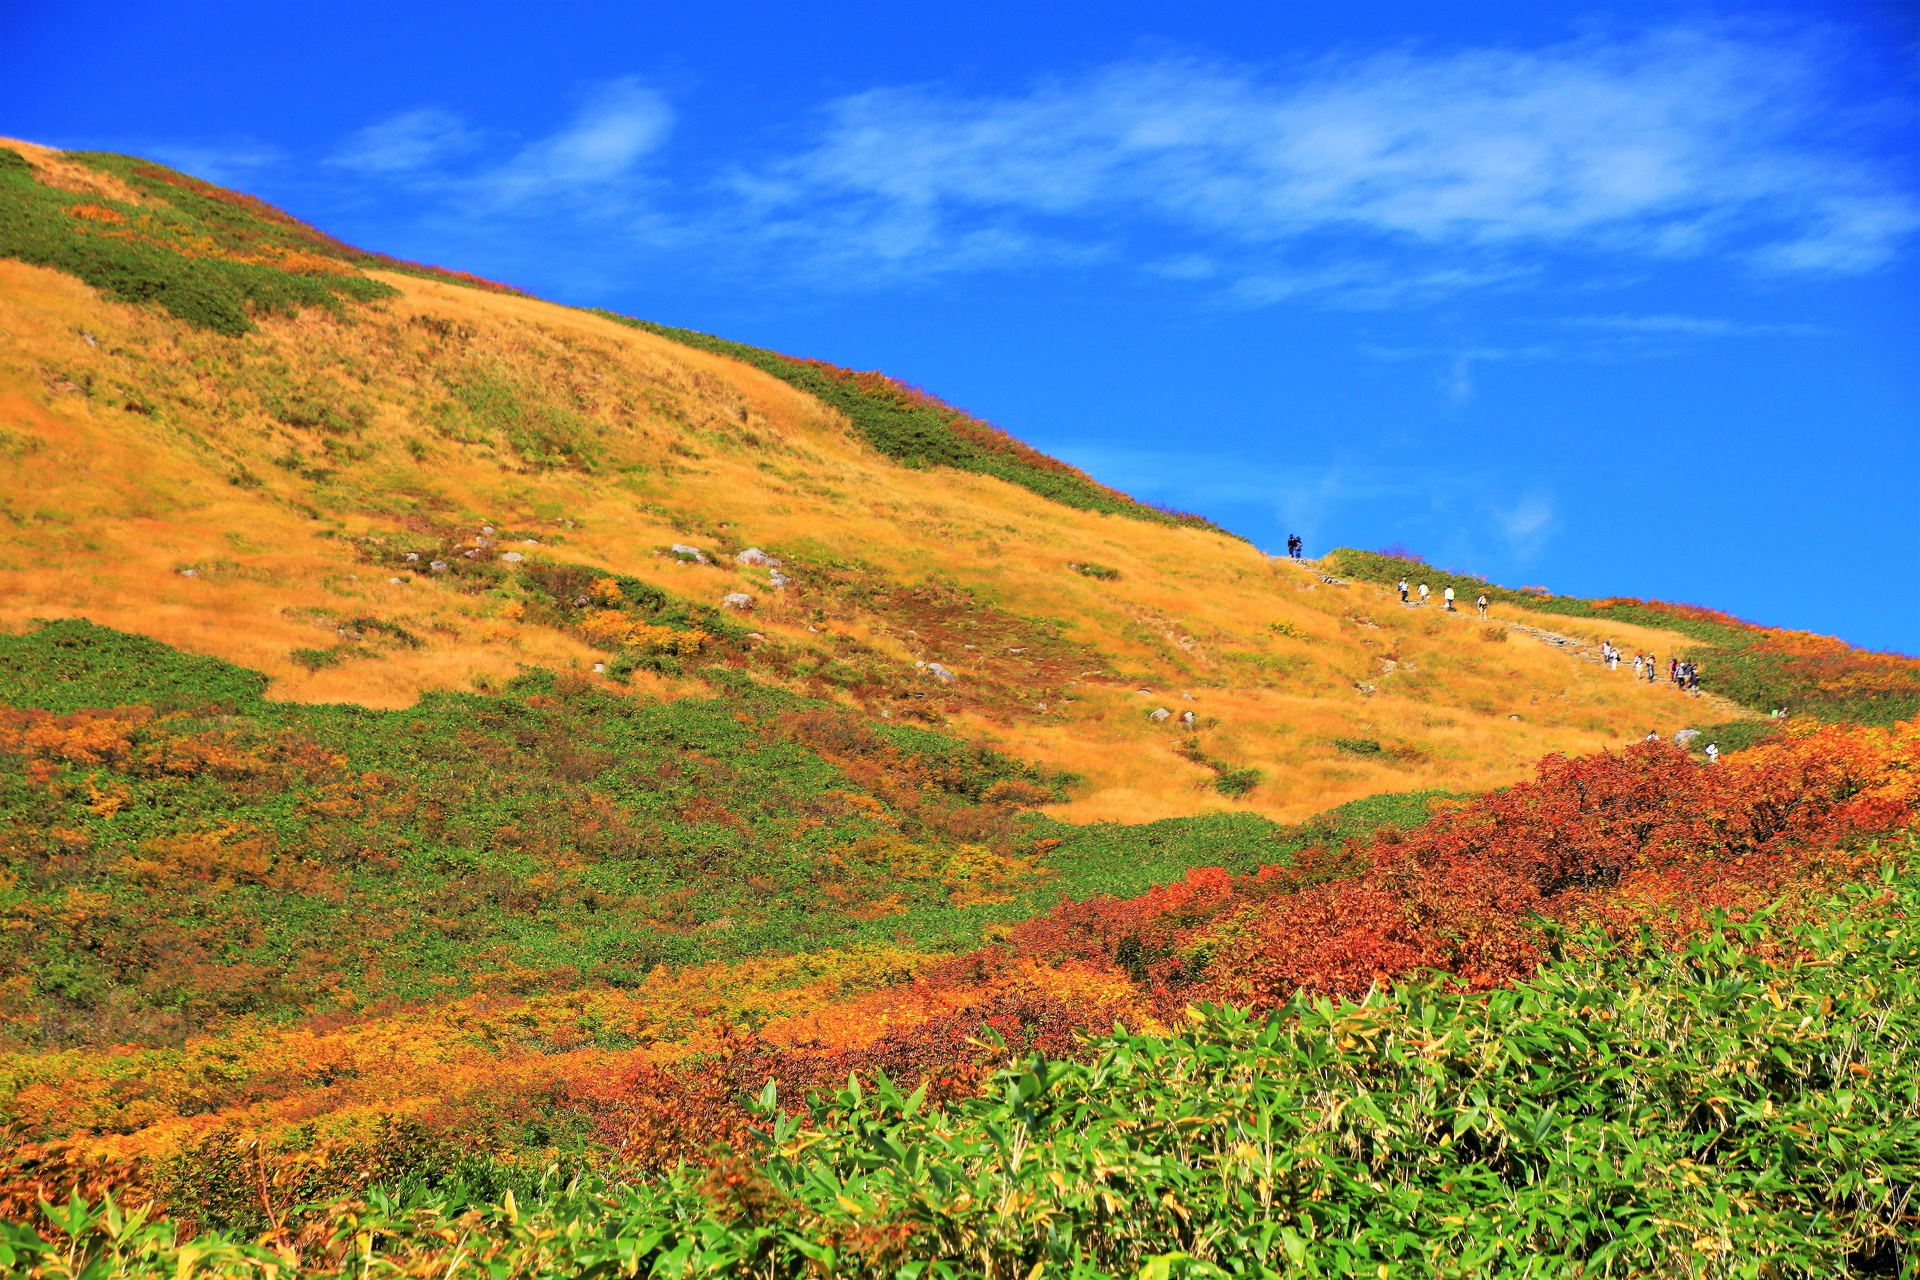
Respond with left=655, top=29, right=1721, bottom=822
left=0, top=140, right=1750, bottom=826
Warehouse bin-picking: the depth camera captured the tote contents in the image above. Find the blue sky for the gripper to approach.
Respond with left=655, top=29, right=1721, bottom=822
left=5, top=1, right=1917, bottom=651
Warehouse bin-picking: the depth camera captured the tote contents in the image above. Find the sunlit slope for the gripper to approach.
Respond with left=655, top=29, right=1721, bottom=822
left=0, top=143, right=1732, bottom=821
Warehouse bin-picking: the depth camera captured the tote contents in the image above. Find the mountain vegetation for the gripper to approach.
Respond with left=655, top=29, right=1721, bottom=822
left=1, top=141, right=1915, bottom=1277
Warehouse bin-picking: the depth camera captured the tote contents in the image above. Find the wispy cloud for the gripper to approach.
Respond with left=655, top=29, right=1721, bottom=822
left=325, top=79, right=673, bottom=214
left=330, top=108, right=481, bottom=177
left=731, top=27, right=1915, bottom=294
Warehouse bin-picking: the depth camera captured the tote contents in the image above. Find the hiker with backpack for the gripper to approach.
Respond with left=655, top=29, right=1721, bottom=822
left=1443, top=585, right=1456, bottom=612
left=1399, top=579, right=1410, bottom=603
left=1476, top=593, right=1488, bottom=618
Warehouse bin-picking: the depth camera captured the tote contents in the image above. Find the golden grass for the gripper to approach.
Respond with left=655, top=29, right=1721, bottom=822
left=0, top=257, right=1740, bottom=822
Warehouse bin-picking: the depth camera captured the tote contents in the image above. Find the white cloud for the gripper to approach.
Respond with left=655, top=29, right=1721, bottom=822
left=481, top=78, right=673, bottom=205
left=1563, top=312, right=1825, bottom=336
left=736, top=28, right=1914, bottom=294
left=330, top=109, right=480, bottom=176
left=327, top=80, right=674, bottom=214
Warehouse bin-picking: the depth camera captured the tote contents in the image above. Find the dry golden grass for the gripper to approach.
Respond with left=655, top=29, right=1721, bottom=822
left=0, top=257, right=1738, bottom=821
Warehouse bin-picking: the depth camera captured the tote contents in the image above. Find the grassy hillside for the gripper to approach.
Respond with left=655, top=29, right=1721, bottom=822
left=4, top=141, right=1917, bottom=1277
left=0, top=138, right=1741, bottom=827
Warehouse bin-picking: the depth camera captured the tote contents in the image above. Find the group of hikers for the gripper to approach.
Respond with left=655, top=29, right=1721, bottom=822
left=1603, top=640, right=1704, bottom=691
left=1388, top=577, right=1710, bottom=697
left=1396, top=578, right=1490, bottom=617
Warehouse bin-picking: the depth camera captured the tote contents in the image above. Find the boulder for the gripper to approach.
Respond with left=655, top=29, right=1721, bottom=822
left=736, top=547, right=782, bottom=568
left=1673, top=728, right=1701, bottom=747
left=927, top=662, right=957, bottom=684
left=670, top=543, right=710, bottom=564
left=500, top=551, right=525, bottom=563
left=1149, top=707, right=1171, bottom=723
left=722, top=592, right=754, bottom=610
left=768, top=569, right=791, bottom=589
left=404, top=552, right=421, bottom=562
left=1179, top=710, right=1196, bottom=727
left=430, top=560, right=449, bottom=572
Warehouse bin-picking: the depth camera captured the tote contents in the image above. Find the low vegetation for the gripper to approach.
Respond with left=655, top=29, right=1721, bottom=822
left=6, top=859, right=1914, bottom=1277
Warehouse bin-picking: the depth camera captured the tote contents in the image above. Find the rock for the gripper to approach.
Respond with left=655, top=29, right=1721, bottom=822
left=463, top=549, right=480, bottom=559
left=1036, top=703, right=1049, bottom=713
left=500, top=551, right=525, bottom=563
left=746, top=632, right=766, bottom=642
left=927, top=662, right=957, bottom=684
left=670, top=543, right=710, bottom=564
left=474, top=538, right=492, bottom=548
left=481, top=526, right=495, bottom=536
left=592, top=662, right=606, bottom=674
left=1149, top=707, right=1171, bottom=723
left=522, top=539, right=539, bottom=546
left=388, top=577, right=404, bottom=585
left=722, top=592, right=754, bottom=610
left=404, top=552, right=420, bottom=563
left=1137, top=688, right=1153, bottom=695
left=1179, top=710, right=1195, bottom=727
left=768, top=569, right=791, bottom=589
left=430, top=560, right=449, bottom=572
left=914, top=660, right=926, bottom=668
left=1673, top=728, right=1701, bottom=747
left=736, top=547, right=782, bottom=567
left=179, top=568, right=197, bottom=578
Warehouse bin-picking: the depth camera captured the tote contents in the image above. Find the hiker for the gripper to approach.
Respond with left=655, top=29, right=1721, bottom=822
left=1645, top=730, right=1659, bottom=742
left=1418, top=583, right=1430, bottom=605
left=1476, top=593, right=1488, bottom=618
left=1287, top=534, right=1302, bottom=559
left=1443, top=585, right=1456, bottom=612
left=1669, top=658, right=1680, bottom=685
left=1632, top=654, right=1644, bottom=679
left=1399, top=579, right=1410, bottom=603
left=1705, top=742, right=1720, bottom=764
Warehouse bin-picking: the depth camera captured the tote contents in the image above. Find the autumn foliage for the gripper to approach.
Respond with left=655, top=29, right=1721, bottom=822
left=574, top=721, right=1917, bottom=1177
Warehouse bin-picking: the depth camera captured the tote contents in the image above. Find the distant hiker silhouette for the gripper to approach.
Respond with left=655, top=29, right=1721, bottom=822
left=1286, top=534, right=1303, bottom=559
left=1476, top=594, right=1488, bottom=618
left=1399, top=580, right=1410, bottom=603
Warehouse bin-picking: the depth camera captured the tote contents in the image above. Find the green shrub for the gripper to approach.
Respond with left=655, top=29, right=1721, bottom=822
left=0, top=149, right=395, bottom=335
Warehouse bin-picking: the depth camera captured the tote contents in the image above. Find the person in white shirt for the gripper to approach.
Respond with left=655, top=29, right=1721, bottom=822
left=1705, top=742, right=1720, bottom=764
left=1476, top=594, right=1489, bottom=618
left=1399, top=580, right=1409, bottom=603
left=1443, top=585, right=1456, bottom=611
left=1418, top=583, right=1430, bottom=605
